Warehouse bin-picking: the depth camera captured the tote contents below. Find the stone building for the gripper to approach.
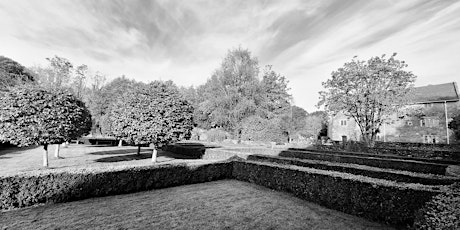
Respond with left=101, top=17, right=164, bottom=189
left=328, top=82, right=459, bottom=144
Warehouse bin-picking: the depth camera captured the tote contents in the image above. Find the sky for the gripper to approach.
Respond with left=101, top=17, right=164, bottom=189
left=1, top=0, right=459, bottom=112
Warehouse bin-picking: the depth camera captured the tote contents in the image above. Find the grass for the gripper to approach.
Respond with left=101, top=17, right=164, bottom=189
left=0, top=144, right=218, bottom=176
left=0, top=180, right=393, bottom=230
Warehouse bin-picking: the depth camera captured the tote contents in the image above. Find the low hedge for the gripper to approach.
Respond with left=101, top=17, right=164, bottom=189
left=248, top=154, right=459, bottom=185
left=232, top=160, right=443, bottom=227
left=0, top=161, right=232, bottom=210
left=297, top=147, right=460, bottom=165
left=279, top=150, right=450, bottom=175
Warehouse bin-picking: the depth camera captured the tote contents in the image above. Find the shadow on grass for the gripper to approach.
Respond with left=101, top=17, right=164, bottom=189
left=87, top=149, right=148, bottom=155
left=0, top=145, right=40, bottom=156
left=95, top=151, right=196, bottom=163
left=95, top=153, right=152, bottom=162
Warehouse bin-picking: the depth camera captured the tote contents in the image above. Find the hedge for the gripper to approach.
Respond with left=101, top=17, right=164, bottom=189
left=297, top=147, right=460, bottom=165
left=311, top=143, right=460, bottom=161
left=279, top=150, right=450, bottom=175
left=0, top=161, right=232, bottom=210
left=247, top=154, right=459, bottom=185
left=413, top=183, right=460, bottom=229
left=232, top=160, right=443, bottom=227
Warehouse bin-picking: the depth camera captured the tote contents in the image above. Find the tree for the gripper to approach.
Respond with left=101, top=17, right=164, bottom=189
left=449, top=113, right=460, bottom=142
left=304, top=111, right=328, bottom=139
left=195, top=47, right=260, bottom=139
left=318, top=53, right=416, bottom=147
left=0, top=56, right=35, bottom=90
left=258, top=65, right=291, bottom=119
left=0, top=86, right=92, bottom=167
left=241, top=116, right=286, bottom=143
left=108, top=81, right=194, bottom=162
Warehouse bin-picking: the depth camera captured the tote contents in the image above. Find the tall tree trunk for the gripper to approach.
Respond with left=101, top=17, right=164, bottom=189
left=43, top=144, right=49, bottom=167
left=118, top=139, right=122, bottom=147
left=54, top=144, right=60, bottom=158
left=151, top=144, right=157, bottom=163
left=137, top=145, right=141, bottom=155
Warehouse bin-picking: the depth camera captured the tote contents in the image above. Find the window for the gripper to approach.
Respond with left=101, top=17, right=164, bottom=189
left=420, top=118, right=440, bottom=127
left=423, top=135, right=439, bottom=144
left=340, top=120, right=347, bottom=126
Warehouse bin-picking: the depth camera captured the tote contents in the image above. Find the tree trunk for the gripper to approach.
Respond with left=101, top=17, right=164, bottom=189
left=151, top=145, right=157, bottom=163
left=137, top=145, right=141, bottom=155
left=43, top=144, right=49, bottom=167
left=63, top=141, right=69, bottom=148
left=54, top=144, right=60, bottom=158
left=118, top=139, right=122, bottom=147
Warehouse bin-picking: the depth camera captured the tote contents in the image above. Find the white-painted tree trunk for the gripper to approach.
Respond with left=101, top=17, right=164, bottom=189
left=151, top=146, right=157, bottom=163
left=54, top=144, right=60, bottom=158
left=118, top=139, right=122, bottom=147
left=43, top=144, right=49, bottom=167
left=63, top=141, right=69, bottom=148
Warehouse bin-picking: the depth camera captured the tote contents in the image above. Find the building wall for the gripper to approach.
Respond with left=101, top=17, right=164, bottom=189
left=329, top=101, right=460, bottom=143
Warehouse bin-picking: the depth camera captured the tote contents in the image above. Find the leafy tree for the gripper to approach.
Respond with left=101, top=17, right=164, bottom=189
left=258, top=65, right=291, bottom=119
left=0, top=86, right=92, bottom=167
left=0, top=56, right=35, bottom=90
left=304, top=111, right=328, bottom=139
left=109, top=81, right=194, bottom=162
left=449, top=113, right=460, bottom=142
left=318, top=53, right=416, bottom=147
left=195, top=47, right=260, bottom=139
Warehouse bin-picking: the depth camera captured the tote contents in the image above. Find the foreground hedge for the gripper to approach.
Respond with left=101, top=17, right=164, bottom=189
left=279, top=150, right=449, bottom=175
left=233, top=160, right=443, bottom=227
left=248, top=155, right=459, bottom=185
left=0, top=162, right=232, bottom=210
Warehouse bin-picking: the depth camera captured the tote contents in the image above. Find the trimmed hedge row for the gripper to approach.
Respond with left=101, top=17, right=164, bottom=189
left=312, top=143, right=460, bottom=161
left=0, top=162, right=232, bottom=210
left=279, top=150, right=450, bottom=175
left=297, top=147, right=460, bottom=165
left=232, top=160, right=443, bottom=227
left=248, top=154, right=459, bottom=185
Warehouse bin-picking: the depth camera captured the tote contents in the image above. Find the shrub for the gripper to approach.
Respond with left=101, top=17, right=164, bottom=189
left=413, top=183, right=460, bottom=229
left=241, top=116, right=286, bottom=143
left=205, top=128, right=230, bottom=142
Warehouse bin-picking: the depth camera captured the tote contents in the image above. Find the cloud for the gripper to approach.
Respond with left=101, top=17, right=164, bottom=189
left=0, top=0, right=459, bottom=112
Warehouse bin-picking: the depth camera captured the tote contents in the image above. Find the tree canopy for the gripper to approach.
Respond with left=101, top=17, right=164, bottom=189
left=0, top=86, right=92, bottom=147
left=318, top=53, right=416, bottom=147
left=0, top=56, right=35, bottom=90
left=193, top=47, right=292, bottom=141
left=109, top=81, right=194, bottom=149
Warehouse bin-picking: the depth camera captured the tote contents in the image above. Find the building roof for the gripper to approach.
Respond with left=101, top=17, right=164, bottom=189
left=410, top=82, right=459, bottom=103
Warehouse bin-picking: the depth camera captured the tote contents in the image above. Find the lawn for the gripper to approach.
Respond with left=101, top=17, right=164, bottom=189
left=0, top=180, right=393, bottom=230
left=0, top=144, right=217, bottom=176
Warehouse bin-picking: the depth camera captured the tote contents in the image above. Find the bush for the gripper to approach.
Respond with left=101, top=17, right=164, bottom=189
left=0, top=161, right=232, bottom=210
left=279, top=150, right=449, bottom=175
left=247, top=154, right=459, bottom=185
left=164, top=143, right=206, bottom=158
left=204, top=128, right=231, bottom=142
left=241, top=116, right=286, bottom=143
left=232, top=160, right=442, bottom=227
left=413, top=183, right=460, bottom=229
